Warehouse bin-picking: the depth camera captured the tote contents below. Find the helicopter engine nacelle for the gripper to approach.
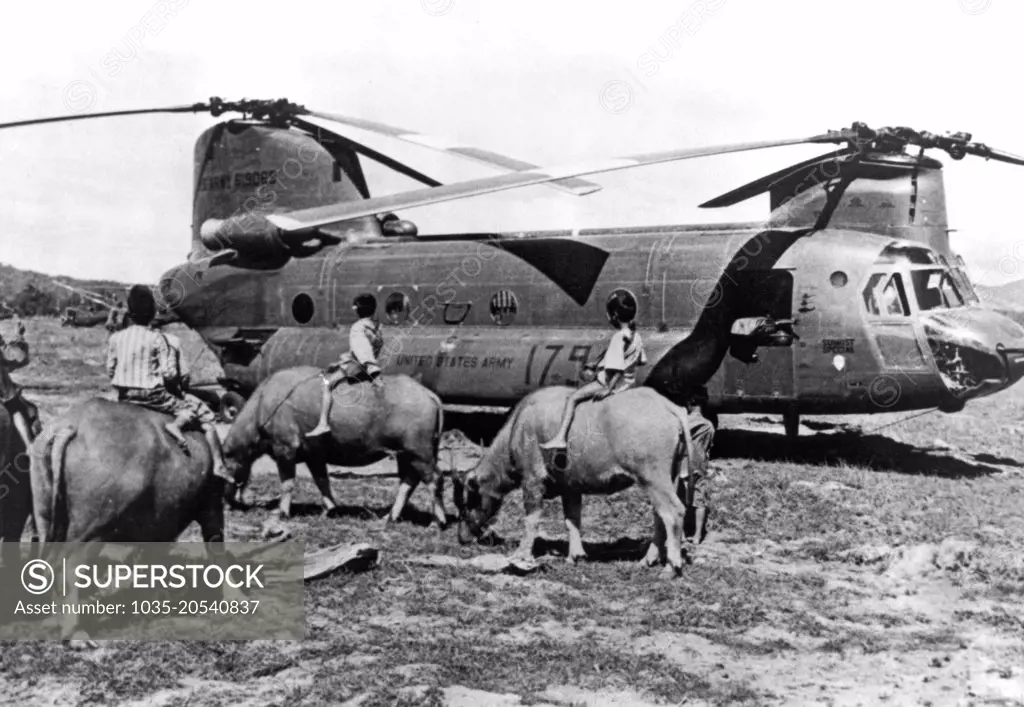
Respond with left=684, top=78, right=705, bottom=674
left=199, top=216, right=334, bottom=261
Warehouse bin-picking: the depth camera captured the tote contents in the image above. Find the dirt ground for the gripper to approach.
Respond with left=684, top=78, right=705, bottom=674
left=2, top=318, right=1023, bottom=706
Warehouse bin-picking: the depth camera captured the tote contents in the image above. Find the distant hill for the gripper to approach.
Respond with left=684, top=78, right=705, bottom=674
left=976, top=279, right=1024, bottom=326
left=977, top=279, right=1024, bottom=309
left=0, top=261, right=130, bottom=312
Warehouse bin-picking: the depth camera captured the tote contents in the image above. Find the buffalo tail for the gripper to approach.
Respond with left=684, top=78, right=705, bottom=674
left=41, top=427, right=75, bottom=546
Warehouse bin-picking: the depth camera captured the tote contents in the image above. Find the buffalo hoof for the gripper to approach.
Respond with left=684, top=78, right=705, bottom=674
left=260, top=518, right=290, bottom=541
left=641, top=544, right=665, bottom=568
left=65, top=634, right=98, bottom=651
left=222, top=483, right=244, bottom=510
left=660, top=564, right=683, bottom=579
left=322, top=506, right=341, bottom=519
left=567, top=552, right=588, bottom=565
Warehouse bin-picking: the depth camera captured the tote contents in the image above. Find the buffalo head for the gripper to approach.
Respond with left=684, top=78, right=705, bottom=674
left=456, top=466, right=505, bottom=546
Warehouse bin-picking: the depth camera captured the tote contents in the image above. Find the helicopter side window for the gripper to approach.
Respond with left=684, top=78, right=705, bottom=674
left=385, top=292, right=411, bottom=324
left=911, top=269, right=964, bottom=311
left=862, top=273, right=909, bottom=317
left=489, top=289, right=519, bottom=326
left=606, top=289, right=638, bottom=324
left=862, top=273, right=885, bottom=315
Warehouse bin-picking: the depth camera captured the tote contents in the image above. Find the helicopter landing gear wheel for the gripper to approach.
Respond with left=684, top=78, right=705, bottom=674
left=219, top=392, right=245, bottom=424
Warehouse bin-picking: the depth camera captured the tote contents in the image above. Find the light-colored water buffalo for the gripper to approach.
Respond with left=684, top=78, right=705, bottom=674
left=223, top=367, right=449, bottom=528
left=456, top=386, right=713, bottom=576
left=30, top=398, right=226, bottom=546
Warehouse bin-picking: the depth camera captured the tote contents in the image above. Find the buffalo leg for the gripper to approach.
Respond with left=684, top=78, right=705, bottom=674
left=0, top=509, right=26, bottom=569
left=63, top=542, right=99, bottom=649
left=198, top=486, right=225, bottom=544
left=395, top=452, right=447, bottom=529
left=387, top=478, right=416, bottom=525
left=516, top=482, right=545, bottom=561
left=648, top=482, right=687, bottom=576
left=198, top=508, right=245, bottom=606
left=304, top=457, right=339, bottom=517
left=429, top=474, right=447, bottom=529
left=643, top=512, right=667, bottom=567
left=276, top=460, right=297, bottom=519
left=561, top=493, right=587, bottom=563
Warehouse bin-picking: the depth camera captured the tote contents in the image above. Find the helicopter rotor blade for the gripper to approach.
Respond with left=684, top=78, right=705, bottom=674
left=699, top=148, right=858, bottom=209
left=267, top=132, right=840, bottom=233
left=959, top=142, right=1024, bottom=166
left=0, top=103, right=210, bottom=131
left=302, top=109, right=603, bottom=196
left=700, top=124, right=1024, bottom=209
left=289, top=117, right=441, bottom=188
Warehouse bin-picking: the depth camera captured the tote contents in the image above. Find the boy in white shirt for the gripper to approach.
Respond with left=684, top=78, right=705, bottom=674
left=541, top=295, right=647, bottom=451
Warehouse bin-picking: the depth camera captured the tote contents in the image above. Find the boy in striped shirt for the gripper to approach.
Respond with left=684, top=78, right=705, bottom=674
left=106, top=285, right=231, bottom=482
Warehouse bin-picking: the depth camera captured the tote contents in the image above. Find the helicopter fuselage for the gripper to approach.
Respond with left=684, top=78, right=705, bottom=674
left=166, top=221, right=1024, bottom=418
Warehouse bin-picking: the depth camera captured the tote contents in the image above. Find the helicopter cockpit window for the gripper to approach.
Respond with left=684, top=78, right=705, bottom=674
left=911, top=269, right=964, bottom=311
left=957, top=268, right=980, bottom=302
left=862, top=273, right=910, bottom=317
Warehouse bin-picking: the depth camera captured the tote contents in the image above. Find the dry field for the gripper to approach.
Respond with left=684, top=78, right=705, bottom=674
left=2, top=318, right=1024, bottom=706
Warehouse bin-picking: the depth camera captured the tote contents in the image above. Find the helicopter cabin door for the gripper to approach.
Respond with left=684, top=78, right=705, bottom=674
left=721, top=270, right=796, bottom=406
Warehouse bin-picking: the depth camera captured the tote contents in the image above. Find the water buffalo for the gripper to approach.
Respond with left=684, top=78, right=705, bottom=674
left=456, top=386, right=714, bottom=576
left=30, top=398, right=231, bottom=647
left=0, top=326, right=39, bottom=563
left=31, top=398, right=226, bottom=545
left=223, top=367, right=449, bottom=528
left=0, top=404, right=36, bottom=567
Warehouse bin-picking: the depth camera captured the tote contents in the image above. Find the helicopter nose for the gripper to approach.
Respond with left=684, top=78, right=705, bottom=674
left=923, top=309, right=1024, bottom=406
left=997, top=343, right=1024, bottom=385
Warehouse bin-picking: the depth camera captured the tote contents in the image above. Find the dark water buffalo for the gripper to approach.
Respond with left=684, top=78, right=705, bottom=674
left=0, top=404, right=36, bottom=566
left=223, top=367, right=449, bottom=528
left=457, top=386, right=713, bottom=576
left=31, top=398, right=225, bottom=545
left=30, top=398, right=229, bottom=647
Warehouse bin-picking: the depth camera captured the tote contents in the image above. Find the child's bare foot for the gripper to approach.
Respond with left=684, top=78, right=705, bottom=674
left=165, top=424, right=190, bottom=453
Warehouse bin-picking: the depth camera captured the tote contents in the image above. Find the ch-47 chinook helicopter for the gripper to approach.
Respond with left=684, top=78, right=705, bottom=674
left=5, top=97, right=1024, bottom=439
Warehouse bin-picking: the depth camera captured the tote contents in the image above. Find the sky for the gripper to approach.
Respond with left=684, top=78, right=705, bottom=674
left=1, top=0, right=1023, bottom=287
